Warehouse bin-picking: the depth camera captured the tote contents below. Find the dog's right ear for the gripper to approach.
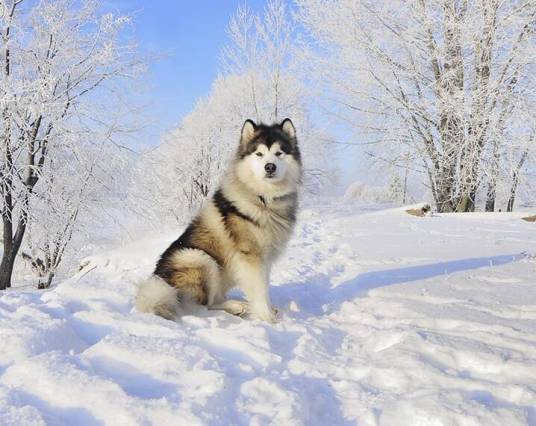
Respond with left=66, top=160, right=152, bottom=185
left=240, top=119, right=257, bottom=145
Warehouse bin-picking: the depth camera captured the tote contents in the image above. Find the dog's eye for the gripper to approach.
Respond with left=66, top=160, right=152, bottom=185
left=275, top=152, right=283, bottom=157
left=256, top=152, right=263, bottom=157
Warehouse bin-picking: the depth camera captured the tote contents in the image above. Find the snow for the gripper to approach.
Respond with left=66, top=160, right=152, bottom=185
left=1, top=200, right=536, bottom=425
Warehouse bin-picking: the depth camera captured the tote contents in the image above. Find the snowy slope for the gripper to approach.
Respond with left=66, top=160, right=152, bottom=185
left=1, top=200, right=536, bottom=425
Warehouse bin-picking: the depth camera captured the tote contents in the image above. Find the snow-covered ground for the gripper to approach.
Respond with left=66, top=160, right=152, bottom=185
left=1, top=200, right=536, bottom=425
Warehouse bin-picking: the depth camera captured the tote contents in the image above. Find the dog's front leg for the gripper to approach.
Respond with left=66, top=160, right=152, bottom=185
left=233, top=258, right=275, bottom=322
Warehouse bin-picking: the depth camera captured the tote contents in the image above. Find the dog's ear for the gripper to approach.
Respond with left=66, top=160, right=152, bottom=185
left=240, top=119, right=257, bottom=145
left=280, top=118, right=296, bottom=140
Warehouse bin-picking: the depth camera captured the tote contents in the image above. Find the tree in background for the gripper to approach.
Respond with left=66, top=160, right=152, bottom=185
left=131, top=0, right=333, bottom=226
left=26, top=137, right=128, bottom=288
left=297, top=0, right=536, bottom=212
left=0, top=0, right=141, bottom=289
left=223, top=1, right=334, bottom=189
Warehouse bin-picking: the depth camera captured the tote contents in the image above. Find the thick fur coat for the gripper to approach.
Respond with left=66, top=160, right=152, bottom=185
left=136, top=119, right=301, bottom=322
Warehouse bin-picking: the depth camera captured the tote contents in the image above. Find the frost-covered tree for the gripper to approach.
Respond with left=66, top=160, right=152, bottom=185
left=26, top=136, right=128, bottom=287
left=130, top=90, right=236, bottom=224
left=0, top=0, right=142, bottom=289
left=297, top=0, right=536, bottom=212
left=221, top=0, right=299, bottom=123
left=221, top=0, right=332, bottom=190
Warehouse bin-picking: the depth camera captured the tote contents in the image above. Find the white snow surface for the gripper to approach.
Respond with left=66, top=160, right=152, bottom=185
left=1, top=201, right=536, bottom=425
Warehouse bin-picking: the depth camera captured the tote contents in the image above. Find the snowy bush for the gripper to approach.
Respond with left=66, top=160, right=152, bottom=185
left=344, top=182, right=394, bottom=204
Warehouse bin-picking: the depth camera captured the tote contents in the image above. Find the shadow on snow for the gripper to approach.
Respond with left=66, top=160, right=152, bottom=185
left=273, top=253, right=526, bottom=316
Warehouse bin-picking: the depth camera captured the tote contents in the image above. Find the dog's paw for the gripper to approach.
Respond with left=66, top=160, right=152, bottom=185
left=208, top=299, right=249, bottom=317
left=228, top=300, right=250, bottom=317
left=249, top=306, right=280, bottom=323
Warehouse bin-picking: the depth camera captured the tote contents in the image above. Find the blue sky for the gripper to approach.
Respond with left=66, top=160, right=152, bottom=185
left=106, top=0, right=268, bottom=147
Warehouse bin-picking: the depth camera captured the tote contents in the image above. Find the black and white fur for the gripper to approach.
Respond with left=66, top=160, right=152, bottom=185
left=136, top=119, right=301, bottom=322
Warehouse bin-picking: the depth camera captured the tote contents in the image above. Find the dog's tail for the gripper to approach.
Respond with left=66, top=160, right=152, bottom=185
left=135, top=275, right=179, bottom=320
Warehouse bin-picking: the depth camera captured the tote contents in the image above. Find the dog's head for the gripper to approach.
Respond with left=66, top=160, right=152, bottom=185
left=235, top=119, right=302, bottom=194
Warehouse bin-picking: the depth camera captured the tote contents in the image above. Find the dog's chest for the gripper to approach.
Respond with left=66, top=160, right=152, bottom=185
left=255, top=200, right=296, bottom=248
left=225, top=195, right=296, bottom=260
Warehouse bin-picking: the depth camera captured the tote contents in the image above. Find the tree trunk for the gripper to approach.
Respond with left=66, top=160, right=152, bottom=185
left=0, top=216, right=28, bottom=290
left=506, top=150, right=528, bottom=212
left=485, top=140, right=501, bottom=212
left=438, top=1, right=466, bottom=214
left=435, top=170, right=456, bottom=213
left=402, top=165, right=408, bottom=204
left=38, top=272, right=55, bottom=290
left=1, top=143, right=15, bottom=290
left=456, top=195, right=475, bottom=213
left=436, top=195, right=454, bottom=213
left=507, top=179, right=518, bottom=212
left=0, top=247, right=16, bottom=289
left=485, top=182, right=496, bottom=212
left=456, top=2, right=498, bottom=214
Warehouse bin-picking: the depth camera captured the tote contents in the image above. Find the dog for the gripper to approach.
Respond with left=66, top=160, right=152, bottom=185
left=136, top=118, right=301, bottom=322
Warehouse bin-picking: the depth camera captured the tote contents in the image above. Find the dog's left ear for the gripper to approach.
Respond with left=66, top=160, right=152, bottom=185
left=280, top=118, right=296, bottom=140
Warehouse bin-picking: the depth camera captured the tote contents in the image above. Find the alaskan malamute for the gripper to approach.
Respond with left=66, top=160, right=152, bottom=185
left=136, top=119, right=301, bottom=322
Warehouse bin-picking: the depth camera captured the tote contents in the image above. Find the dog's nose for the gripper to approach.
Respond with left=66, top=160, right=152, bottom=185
left=265, top=163, right=276, bottom=174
